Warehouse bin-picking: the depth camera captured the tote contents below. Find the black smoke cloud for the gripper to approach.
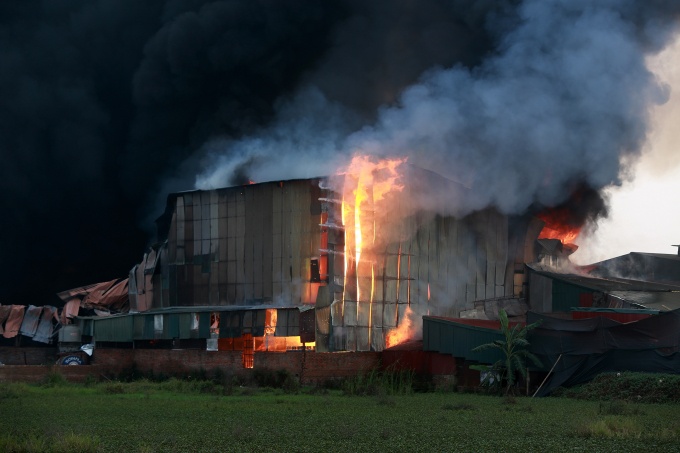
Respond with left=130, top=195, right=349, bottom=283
left=0, top=1, right=506, bottom=304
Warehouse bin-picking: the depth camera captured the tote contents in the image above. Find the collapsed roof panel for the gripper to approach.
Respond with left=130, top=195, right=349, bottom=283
left=57, top=278, right=130, bottom=316
left=2, top=305, right=26, bottom=339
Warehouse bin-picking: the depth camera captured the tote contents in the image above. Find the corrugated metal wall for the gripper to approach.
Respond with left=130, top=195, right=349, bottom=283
left=551, top=279, right=591, bottom=312
left=158, top=180, right=323, bottom=307
left=83, top=308, right=306, bottom=343
left=324, top=171, right=519, bottom=351
left=423, top=316, right=506, bottom=364
left=128, top=177, right=539, bottom=352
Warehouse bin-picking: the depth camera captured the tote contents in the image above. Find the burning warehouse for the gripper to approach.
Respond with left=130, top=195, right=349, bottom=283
left=64, top=158, right=552, bottom=357
left=38, top=156, right=679, bottom=388
left=3, top=1, right=680, bottom=392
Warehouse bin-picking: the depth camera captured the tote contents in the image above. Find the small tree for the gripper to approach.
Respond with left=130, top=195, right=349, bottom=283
left=472, top=309, right=542, bottom=395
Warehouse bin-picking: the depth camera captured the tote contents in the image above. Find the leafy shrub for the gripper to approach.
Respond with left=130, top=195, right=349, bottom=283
left=116, top=364, right=144, bottom=382
left=42, top=370, right=68, bottom=388
left=252, top=368, right=299, bottom=393
left=342, top=367, right=414, bottom=396
left=559, top=372, right=680, bottom=403
left=82, top=374, right=97, bottom=387
left=472, top=309, right=542, bottom=396
left=320, top=378, right=344, bottom=390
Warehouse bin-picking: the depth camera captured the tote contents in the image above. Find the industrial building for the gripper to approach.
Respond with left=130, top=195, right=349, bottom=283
left=59, top=170, right=547, bottom=354
left=2, top=169, right=679, bottom=392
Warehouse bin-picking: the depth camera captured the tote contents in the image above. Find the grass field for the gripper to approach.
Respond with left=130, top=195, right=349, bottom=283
left=1, top=376, right=679, bottom=452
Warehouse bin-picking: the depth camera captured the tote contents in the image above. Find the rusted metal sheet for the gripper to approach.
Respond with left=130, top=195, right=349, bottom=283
left=0, top=305, right=12, bottom=334
left=2, top=305, right=25, bottom=338
left=59, top=278, right=130, bottom=314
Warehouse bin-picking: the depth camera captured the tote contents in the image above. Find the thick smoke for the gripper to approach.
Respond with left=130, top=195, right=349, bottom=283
left=196, top=1, right=680, bottom=223
left=2, top=1, right=679, bottom=304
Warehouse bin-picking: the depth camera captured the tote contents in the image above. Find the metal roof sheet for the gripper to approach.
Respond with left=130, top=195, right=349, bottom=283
left=527, top=263, right=680, bottom=292
left=76, top=304, right=310, bottom=320
left=608, top=291, right=680, bottom=311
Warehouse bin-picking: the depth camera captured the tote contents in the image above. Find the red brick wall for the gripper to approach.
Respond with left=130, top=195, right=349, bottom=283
left=0, top=348, right=418, bottom=385
left=301, top=352, right=380, bottom=383
left=0, top=347, right=57, bottom=365
left=92, top=349, right=381, bottom=384
left=0, top=365, right=103, bottom=383
left=382, top=350, right=456, bottom=375
left=91, top=349, right=135, bottom=376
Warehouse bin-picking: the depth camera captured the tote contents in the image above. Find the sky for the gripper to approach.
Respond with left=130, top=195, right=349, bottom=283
left=573, top=34, right=680, bottom=264
left=1, top=1, right=679, bottom=304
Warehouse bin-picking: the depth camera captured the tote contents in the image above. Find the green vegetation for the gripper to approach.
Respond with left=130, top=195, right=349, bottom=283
left=472, top=309, right=542, bottom=395
left=556, top=372, right=680, bottom=403
left=0, top=431, right=101, bottom=453
left=341, top=366, right=415, bottom=396
left=1, top=376, right=679, bottom=452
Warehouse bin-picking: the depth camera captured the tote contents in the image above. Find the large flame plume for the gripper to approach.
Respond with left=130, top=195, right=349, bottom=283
left=339, top=155, right=418, bottom=347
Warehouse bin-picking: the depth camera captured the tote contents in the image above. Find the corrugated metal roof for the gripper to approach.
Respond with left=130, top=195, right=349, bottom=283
left=609, top=291, right=680, bottom=311
left=632, top=252, right=680, bottom=261
left=527, top=264, right=680, bottom=311
left=423, top=316, right=510, bottom=364
left=528, top=263, right=680, bottom=292
left=76, top=304, right=309, bottom=318
left=588, top=252, right=680, bottom=286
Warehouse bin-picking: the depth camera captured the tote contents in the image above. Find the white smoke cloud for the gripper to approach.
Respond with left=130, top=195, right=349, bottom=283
left=195, top=88, right=355, bottom=189
left=572, top=32, right=680, bottom=264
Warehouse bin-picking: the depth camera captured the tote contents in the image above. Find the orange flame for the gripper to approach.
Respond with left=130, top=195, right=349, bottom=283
left=537, top=209, right=581, bottom=244
left=341, top=154, right=408, bottom=348
left=385, top=306, right=414, bottom=348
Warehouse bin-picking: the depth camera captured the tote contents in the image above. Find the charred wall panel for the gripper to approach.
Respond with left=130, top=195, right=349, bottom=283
left=153, top=180, right=322, bottom=310
left=324, top=175, right=525, bottom=351
left=138, top=176, right=544, bottom=353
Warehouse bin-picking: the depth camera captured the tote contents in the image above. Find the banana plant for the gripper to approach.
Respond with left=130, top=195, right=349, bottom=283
left=472, top=309, right=542, bottom=395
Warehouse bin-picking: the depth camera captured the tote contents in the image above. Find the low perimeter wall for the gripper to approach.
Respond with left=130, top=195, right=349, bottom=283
left=0, top=348, right=459, bottom=385
left=91, top=349, right=381, bottom=385
left=0, top=349, right=383, bottom=385
left=0, top=365, right=104, bottom=383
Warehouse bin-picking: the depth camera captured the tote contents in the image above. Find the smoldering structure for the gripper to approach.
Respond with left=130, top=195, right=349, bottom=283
left=121, top=159, right=547, bottom=353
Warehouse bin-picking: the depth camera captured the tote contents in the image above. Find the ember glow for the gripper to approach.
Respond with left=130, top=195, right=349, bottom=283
left=385, top=306, right=414, bottom=348
left=537, top=209, right=581, bottom=245
left=340, top=155, right=414, bottom=346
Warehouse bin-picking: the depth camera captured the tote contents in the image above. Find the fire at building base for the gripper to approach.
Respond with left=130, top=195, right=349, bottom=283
left=2, top=167, right=680, bottom=393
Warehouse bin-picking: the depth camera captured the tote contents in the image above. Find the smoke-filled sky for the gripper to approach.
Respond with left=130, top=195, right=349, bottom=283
left=1, top=1, right=679, bottom=304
